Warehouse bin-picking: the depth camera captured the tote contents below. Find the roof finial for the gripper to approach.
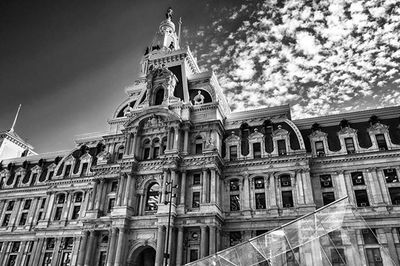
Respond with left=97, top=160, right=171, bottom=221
left=166, top=7, right=173, bottom=20
left=10, top=104, right=21, bottom=132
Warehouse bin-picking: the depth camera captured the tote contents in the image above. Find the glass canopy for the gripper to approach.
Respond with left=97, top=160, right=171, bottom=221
left=185, top=197, right=397, bottom=266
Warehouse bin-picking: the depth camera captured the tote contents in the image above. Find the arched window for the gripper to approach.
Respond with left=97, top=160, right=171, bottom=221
left=195, top=136, right=203, bottom=154
left=142, top=139, right=151, bottom=160
left=152, top=138, right=161, bottom=159
left=145, top=183, right=160, bottom=211
left=117, top=146, right=124, bottom=160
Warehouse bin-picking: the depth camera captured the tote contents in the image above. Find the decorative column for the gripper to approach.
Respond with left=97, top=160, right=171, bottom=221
left=343, top=171, right=356, bottom=204
left=106, top=228, right=118, bottom=266
left=176, top=227, right=184, bottom=266
left=179, top=171, right=186, bottom=205
left=31, top=239, right=44, bottom=266
left=209, top=226, right=216, bottom=255
left=301, top=169, right=314, bottom=205
left=114, top=228, right=126, bottom=266
left=173, top=126, right=179, bottom=150
left=155, top=226, right=166, bottom=266
left=200, top=226, right=208, bottom=258
left=131, top=132, right=138, bottom=156
left=216, top=227, right=221, bottom=252
left=62, top=193, right=73, bottom=220
left=210, top=169, right=216, bottom=204
left=94, top=179, right=104, bottom=210
left=44, top=193, right=55, bottom=220
left=27, top=197, right=39, bottom=226
left=269, top=173, right=278, bottom=208
left=335, top=170, right=348, bottom=199
left=84, top=231, right=96, bottom=266
left=123, top=174, right=132, bottom=206
left=375, top=169, right=391, bottom=204
left=0, top=241, right=7, bottom=265
left=384, top=228, right=399, bottom=265
left=124, top=133, right=130, bottom=155
left=88, top=180, right=98, bottom=210
left=161, top=171, right=168, bottom=203
left=116, top=176, right=125, bottom=206
left=366, top=168, right=384, bottom=205
left=295, top=171, right=305, bottom=205
left=78, top=231, right=88, bottom=266
left=183, top=127, right=189, bottom=154
left=15, top=241, right=27, bottom=266
left=171, top=170, right=177, bottom=204
left=243, top=173, right=250, bottom=210
left=138, top=194, right=144, bottom=216
left=201, top=169, right=208, bottom=203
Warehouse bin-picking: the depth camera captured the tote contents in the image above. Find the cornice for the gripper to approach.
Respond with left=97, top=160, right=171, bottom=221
left=310, top=150, right=400, bottom=165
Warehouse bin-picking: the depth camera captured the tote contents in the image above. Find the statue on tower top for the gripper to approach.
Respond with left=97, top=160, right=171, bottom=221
left=166, top=7, right=173, bottom=19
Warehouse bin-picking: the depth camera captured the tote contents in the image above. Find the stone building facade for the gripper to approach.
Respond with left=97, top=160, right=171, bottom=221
left=0, top=9, right=400, bottom=266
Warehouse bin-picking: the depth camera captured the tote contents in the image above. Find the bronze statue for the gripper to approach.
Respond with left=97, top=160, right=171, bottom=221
left=166, top=7, right=173, bottom=19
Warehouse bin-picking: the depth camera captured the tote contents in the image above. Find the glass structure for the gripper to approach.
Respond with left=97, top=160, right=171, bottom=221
left=185, top=197, right=397, bottom=266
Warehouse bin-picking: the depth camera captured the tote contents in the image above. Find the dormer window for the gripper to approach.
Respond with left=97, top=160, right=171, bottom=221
left=81, top=162, right=88, bottom=176
left=253, top=143, right=261, bottom=158
left=277, top=140, right=287, bottom=155
left=315, top=141, right=325, bottom=156
left=64, top=165, right=71, bottom=177
left=229, top=146, right=238, bottom=161
left=344, top=138, right=355, bottom=154
left=375, top=134, right=387, bottom=150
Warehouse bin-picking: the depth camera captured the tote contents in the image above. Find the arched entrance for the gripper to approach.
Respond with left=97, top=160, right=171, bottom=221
left=131, top=246, right=156, bottom=266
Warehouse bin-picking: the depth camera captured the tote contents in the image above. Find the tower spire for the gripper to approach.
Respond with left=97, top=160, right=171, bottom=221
left=10, top=104, right=21, bottom=133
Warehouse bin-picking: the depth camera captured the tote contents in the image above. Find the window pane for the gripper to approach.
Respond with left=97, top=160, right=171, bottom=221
left=192, top=192, right=200, bottom=208
left=255, top=193, right=266, bottom=209
left=229, top=232, right=242, bottom=246
left=362, top=229, right=378, bottom=244
left=389, top=187, right=400, bottom=205
left=230, top=195, right=240, bottom=211
left=315, top=141, right=325, bottom=154
left=351, top=172, right=365, bottom=186
left=253, top=143, right=261, bottom=158
left=254, top=177, right=265, bottom=189
left=193, top=174, right=201, bottom=185
left=355, top=190, right=369, bottom=207
left=280, top=175, right=291, bottom=187
left=375, top=134, right=387, bottom=150
left=282, top=191, right=293, bottom=207
left=322, top=192, right=335, bottom=205
left=320, top=175, right=332, bottom=188
left=230, top=146, right=238, bottom=160
left=230, top=179, right=240, bottom=191
left=344, top=138, right=355, bottom=153
left=277, top=139, right=287, bottom=155
left=384, top=169, right=399, bottom=183
left=145, top=183, right=160, bottom=211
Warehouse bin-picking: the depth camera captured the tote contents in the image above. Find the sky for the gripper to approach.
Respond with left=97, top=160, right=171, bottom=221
left=0, top=0, right=399, bottom=153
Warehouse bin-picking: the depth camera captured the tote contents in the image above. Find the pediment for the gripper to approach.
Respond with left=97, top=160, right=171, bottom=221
left=367, top=122, right=389, bottom=133
left=97, top=150, right=111, bottom=160
left=309, top=130, right=327, bottom=139
left=338, top=126, right=357, bottom=135
left=64, top=154, right=76, bottom=163
left=15, top=167, right=25, bottom=174
left=0, top=169, right=9, bottom=176
left=80, top=152, right=92, bottom=161
left=248, top=129, right=264, bottom=141
left=225, top=132, right=240, bottom=143
left=272, top=125, right=289, bottom=137
left=31, top=165, right=42, bottom=172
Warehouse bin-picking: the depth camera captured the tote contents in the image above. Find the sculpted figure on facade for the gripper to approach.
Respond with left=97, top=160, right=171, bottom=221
left=193, top=90, right=205, bottom=105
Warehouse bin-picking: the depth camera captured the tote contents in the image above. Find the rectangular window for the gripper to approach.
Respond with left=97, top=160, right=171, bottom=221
left=2, top=214, right=11, bottom=226
left=280, top=175, right=291, bottom=187
left=98, top=251, right=107, bottom=266
left=195, top=143, right=203, bottom=155
left=107, top=198, right=115, bottom=213
left=351, top=172, right=365, bottom=186
left=23, top=199, right=32, bottom=210
left=254, top=177, right=265, bottom=189
left=7, top=255, right=17, bottom=266
left=37, top=211, right=43, bottom=222
left=230, top=195, right=240, bottom=211
left=282, top=191, right=294, bottom=208
left=41, top=198, right=46, bottom=209
left=255, top=193, right=266, bottom=209
left=229, top=232, right=242, bottom=246
left=72, top=206, right=81, bottom=219
left=57, top=194, right=65, bottom=204
left=365, top=248, right=383, bottom=266
left=286, top=248, right=300, bottom=266
left=253, top=143, right=261, bottom=158
left=389, top=187, right=400, bottom=205
left=81, top=163, right=88, bottom=175
left=61, top=252, right=72, bottom=266
left=64, top=165, right=71, bottom=176
left=277, top=139, right=287, bottom=155
left=64, top=237, right=74, bottom=249
left=375, top=134, right=388, bottom=150
left=320, top=174, right=333, bottom=188
left=322, top=192, right=335, bottom=205
left=192, top=192, right=200, bottom=208
left=355, top=190, right=369, bottom=207
left=43, top=252, right=52, bottom=266
left=189, top=249, right=199, bottom=262
left=74, top=193, right=82, bottom=203
left=19, top=212, right=28, bottom=225
left=6, top=201, right=14, bottom=211
left=193, top=174, right=201, bottom=185
left=329, top=230, right=343, bottom=246
left=46, top=238, right=55, bottom=249
left=362, top=229, right=378, bottom=244
left=229, top=146, right=238, bottom=160
left=54, top=207, right=63, bottom=220
left=315, top=141, right=325, bottom=156
left=230, top=179, right=240, bottom=191
left=153, top=147, right=160, bottom=158
left=143, top=148, right=150, bottom=160
left=331, top=248, right=346, bottom=265
left=111, top=181, right=118, bottom=192
left=384, top=169, right=399, bottom=183
left=48, top=171, right=54, bottom=180
left=11, top=242, right=20, bottom=252
left=344, top=137, right=355, bottom=154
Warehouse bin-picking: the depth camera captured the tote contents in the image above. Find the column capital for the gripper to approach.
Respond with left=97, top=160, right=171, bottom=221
left=335, top=170, right=345, bottom=175
left=366, top=167, right=377, bottom=173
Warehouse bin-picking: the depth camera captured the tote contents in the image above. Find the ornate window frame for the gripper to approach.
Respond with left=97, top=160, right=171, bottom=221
left=309, top=130, right=330, bottom=157
left=224, top=132, right=241, bottom=161
left=248, top=129, right=266, bottom=159
left=337, top=126, right=366, bottom=154
left=367, top=122, right=400, bottom=151
left=271, top=125, right=292, bottom=156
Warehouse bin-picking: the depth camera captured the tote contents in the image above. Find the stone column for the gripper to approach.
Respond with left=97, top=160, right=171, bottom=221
left=15, top=241, right=27, bottom=266
left=44, top=193, right=55, bottom=220
left=243, top=173, right=250, bottom=210
left=209, top=226, right=216, bottom=255
left=124, top=133, right=130, bottom=155
left=78, top=231, right=88, bottom=266
left=376, top=169, right=391, bottom=204
left=180, top=171, right=186, bottom=205
left=295, top=171, right=305, bottom=205
left=173, top=126, right=179, bottom=150
left=114, top=228, right=126, bottom=266
left=138, top=194, right=144, bottom=216
left=132, top=132, right=138, bottom=156
left=343, top=171, right=356, bottom=204
left=94, top=179, right=104, bottom=210
left=269, top=174, right=278, bottom=208
left=84, top=231, right=96, bottom=266
left=202, top=169, right=208, bottom=203
left=176, top=227, right=184, bottom=266
left=106, top=228, right=118, bottom=266
left=183, top=127, right=189, bottom=154
left=161, top=171, right=168, bottom=203
left=32, top=239, right=44, bottom=266
left=366, top=168, right=384, bottom=205
left=116, top=176, right=125, bottom=206
left=167, top=129, right=172, bottom=150
left=0, top=241, right=7, bottom=265
left=216, top=227, right=221, bottom=252
left=210, top=169, right=216, bottom=204
left=28, top=197, right=39, bottom=226
left=384, top=228, right=399, bottom=266
left=88, top=180, right=98, bottom=210
left=301, top=169, right=314, bottom=205
left=335, top=170, right=348, bottom=199
left=200, top=226, right=208, bottom=258
left=123, top=175, right=132, bottom=206
left=62, top=193, right=73, bottom=220
left=171, top=170, right=177, bottom=204
left=155, top=226, right=166, bottom=266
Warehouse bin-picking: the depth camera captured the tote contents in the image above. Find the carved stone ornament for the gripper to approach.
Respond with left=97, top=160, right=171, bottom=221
left=248, top=128, right=264, bottom=141
left=367, top=122, right=389, bottom=133
left=272, top=125, right=289, bottom=137
left=193, top=91, right=205, bottom=105
left=309, top=129, right=327, bottom=139
left=145, top=65, right=179, bottom=105
left=144, top=115, right=165, bottom=129
left=123, top=105, right=134, bottom=117
left=225, top=131, right=240, bottom=144
left=338, top=126, right=357, bottom=135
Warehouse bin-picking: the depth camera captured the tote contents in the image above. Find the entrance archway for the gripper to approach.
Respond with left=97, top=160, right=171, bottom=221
left=131, top=246, right=156, bottom=266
